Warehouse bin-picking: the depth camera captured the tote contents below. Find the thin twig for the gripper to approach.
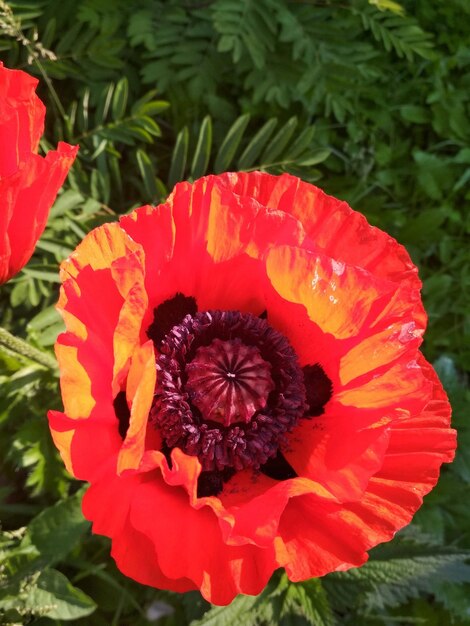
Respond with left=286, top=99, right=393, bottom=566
left=0, top=326, right=58, bottom=372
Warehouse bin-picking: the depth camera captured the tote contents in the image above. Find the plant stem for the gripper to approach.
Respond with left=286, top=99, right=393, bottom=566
left=0, top=327, right=58, bottom=372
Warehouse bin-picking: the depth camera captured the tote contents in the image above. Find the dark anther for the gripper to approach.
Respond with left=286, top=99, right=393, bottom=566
left=147, top=292, right=197, bottom=347
left=302, top=364, right=333, bottom=416
left=113, top=391, right=130, bottom=439
left=258, top=310, right=268, bottom=319
left=260, top=450, right=298, bottom=481
left=161, top=443, right=173, bottom=469
left=197, top=468, right=235, bottom=498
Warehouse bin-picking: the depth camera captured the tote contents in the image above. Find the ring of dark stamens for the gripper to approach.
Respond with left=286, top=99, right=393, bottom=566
left=150, top=310, right=308, bottom=475
left=144, top=294, right=334, bottom=496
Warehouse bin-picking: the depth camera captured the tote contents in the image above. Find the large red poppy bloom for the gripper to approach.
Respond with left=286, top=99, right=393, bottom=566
left=0, top=62, right=77, bottom=285
left=49, top=172, right=456, bottom=605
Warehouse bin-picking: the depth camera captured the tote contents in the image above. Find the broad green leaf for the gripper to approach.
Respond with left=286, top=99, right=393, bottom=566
left=298, top=148, right=331, bottom=166
left=136, top=149, right=158, bottom=199
left=189, top=594, right=259, bottom=626
left=134, top=100, right=170, bottom=116
left=10, top=279, right=29, bottom=308
left=24, top=488, right=90, bottom=566
left=214, top=113, right=251, bottom=173
left=112, top=77, right=129, bottom=121
left=400, top=105, right=431, bottom=123
left=400, top=207, right=447, bottom=242
left=89, top=138, right=109, bottom=160
left=22, top=268, right=61, bottom=284
left=237, top=118, right=278, bottom=169
left=49, top=190, right=84, bottom=218
left=284, top=125, right=316, bottom=160
left=27, top=306, right=59, bottom=332
left=190, top=116, right=213, bottom=179
left=109, top=153, right=123, bottom=198
left=35, top=239, right=74, bottom=258
left=168, top=126, right=189, bottom=188
left=133, top=115, right=162, bottom=137
left=94, top=82, right=115, bottom=125
left=261, top=116, right=298, bottom=164
left=25, top=569, right=96, bottom=620
left=76, top=87, right=90, bottom=133
left=413, top=150, right=452, bottom=200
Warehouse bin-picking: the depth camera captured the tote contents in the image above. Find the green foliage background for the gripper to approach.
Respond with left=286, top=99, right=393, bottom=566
left=0, top=0, right=469, bottom=624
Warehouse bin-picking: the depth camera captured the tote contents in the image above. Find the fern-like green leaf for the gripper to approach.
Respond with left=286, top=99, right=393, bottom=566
left=167, top=114, right=325, bottom=182
left=360, top=7, right=435, bottom=61
left=212, top=0, right=278, bottom=69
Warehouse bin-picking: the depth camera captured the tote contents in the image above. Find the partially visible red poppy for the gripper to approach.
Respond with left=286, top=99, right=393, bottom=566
left=49, top=172, right=456, bottom=605
left=0, top=62, right=77, bottom=285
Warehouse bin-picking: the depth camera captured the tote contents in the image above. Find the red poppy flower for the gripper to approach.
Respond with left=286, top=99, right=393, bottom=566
left=49, top=172, right=456, bottom=605
left=0, top=62, right=77, bottom=285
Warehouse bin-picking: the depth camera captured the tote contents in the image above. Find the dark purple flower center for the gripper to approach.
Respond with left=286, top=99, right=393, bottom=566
left=141, top=293, right=334, bottom=496
left=150, top=309, right=307, bottom=474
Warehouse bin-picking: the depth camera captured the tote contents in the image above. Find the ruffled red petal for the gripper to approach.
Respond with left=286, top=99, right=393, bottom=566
left=0, top=144, right=77, bottom=284
left=119, top=176, right=305, bottom=320
left=49, top=409, right=121, bottom=482
left=112, top=523, right=197, bottom=594
left=129, top=475, right=276, bottom=604
left=0, top=63, right=77, bottom=284
left=282, top=414, right=392, bottom=502
left=277, top=352, right=455, bottom=581
left=117, top=340, right=158, bottom=474
left=0, top=62, right=44, bottom=176
left=82, top=455, right=277, bottom=605
left=51, top=223, right=148, bottom=480
left=276, top=495, right=370, bottom=580
left=217, top=171, right=423, bottom=289
left=264, top=242, right=429, bottom=500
